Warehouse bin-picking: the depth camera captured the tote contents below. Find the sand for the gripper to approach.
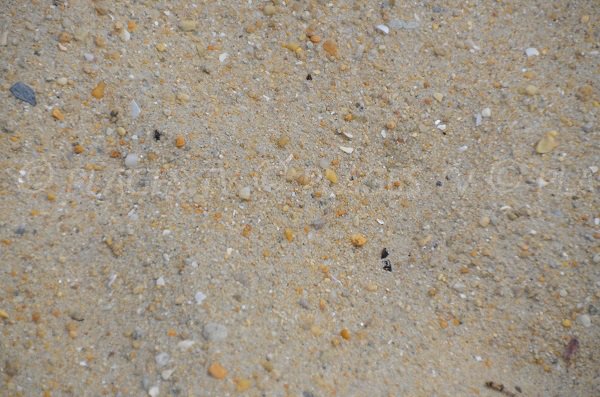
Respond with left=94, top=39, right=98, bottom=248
left=1, top=1, right=599, bottom=396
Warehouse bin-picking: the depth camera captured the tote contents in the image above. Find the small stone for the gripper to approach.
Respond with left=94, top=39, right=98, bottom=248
left=179, top=20, right=198, bottom=32
left=375, top=24, right=390, bottom=34
left=56, top=77, right=68, bottom=86
left=284, top=228, right=294, bottom=242
left=130, top=100, right=141, bottom=119
left=234, top=378, right=252, bottom=392
left=481, top=107, right=491, bottom=118
left=0, top=309, right=8, bottom=319
left=175, top=135, right=185, bottom=148
left=562, top=319, right=572, bottom=328
left=350, top=233, right=367, bottom=247
left=208, top=362, right=228, bottom=379
left=577, top=314, right=591, bottom=328
left=176, top=92, right=190, bottom=103
left=322, top=40, right=339, bottom=58
left=340, top=328, right=351, bottom=340
left=195, top=291, right=206, bottom=304
left=202, top=322, right=228, bottom=342
left=51, top=108, right=65, bottom=121
left=219, top=53, right=228, bottom=63
left=479, top=216, right=490, bottom=227
left=73, top=144, right=85, bottom=154
left=433, top=92, right=444, bottom=102
left=155, top=352, right=170, bottom=367
left=525, top=47, right=539, bottom=57
left=91, top=81, right=106, bottom=99
left=535, top=131, right=559, bottom=154
left=524, top=85, right=539, bottom=96
left=177, top=340, right=195, bottom=350
left=339, top=146, right=354, bottom=154
left=263, top=5, right=277, bottom=16
left=124, top=153, right=139, bottom=168
left=576, top=85, right=594, bottom=102
left=324, top=169, right=338, bottom=184
left=10, top=82, right=36, bottom=106
left=161, top=368, right=175, bottom=381
left=156, top=43, right=167, bottom=52
left=276, top=134, right=290, bottom=148
left=148, top=386, right=159, bottom=397
left=238, top=186, right=251, bottom=201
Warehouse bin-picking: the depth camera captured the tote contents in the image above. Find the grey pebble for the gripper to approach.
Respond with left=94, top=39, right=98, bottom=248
left=155, top=352, right=170, bottom=367
left=10, top=82, right=37, bottom=106
left=577, top=314, right=591, bottom=328
left=202, top=322, right=228, bottom=342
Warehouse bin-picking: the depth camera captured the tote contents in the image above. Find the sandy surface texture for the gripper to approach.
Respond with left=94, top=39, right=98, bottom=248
left=1, top=0, right=599, bottom=396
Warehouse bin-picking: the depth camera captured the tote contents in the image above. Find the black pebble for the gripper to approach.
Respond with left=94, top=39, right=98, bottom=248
left=154, top=129, right=163, bottom=141
left=381, top=248, right=389, bottom=259
left=10, top=82, right=37, bottom=106
left=306, top=73, right=312, bottom=80
left=436, top=181, right=442, bottom=187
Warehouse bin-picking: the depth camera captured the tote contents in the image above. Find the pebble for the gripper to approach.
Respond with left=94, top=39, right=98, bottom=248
left=577, top=314, right=591, bottom=328
left=124, top=153, right=139, bottom=168
left=130, top=100, right=141, bottom=119
left=179, top=20, right=198, bottom=32
left=322, top=40, right=339, bottom=58
left=177, top=340, right=196, bottom=350
left=593, top=253, right=600, bottom=264
left=535, top=131, right=559, bottom=154
left=155, top=352, right=170, bottom=367
left=350, top=233, right=367, bottom=247
left=148, top=386, right=159, bottom=397
left=52, top=108, right=65, bottom=121
left=525, top=47, right=539, bottom=57
left=10, top=82, right=36, bottom=106
left=238, top=186, right=251, bottom=200
left=91, top=81, right=106, bottom=99
left=525, top=85, right=539, bottom=96
left=479, top=216, right=490, bottom=227
left=263, top=5, right=277, bottom=16
left=324, top=169, right=338, bottom=184
left=219, top=53, right=228, bottom=63
left=208, top=362, right=228, bottom=379
left=195, top=291, right=206, bottom=304
left=481, top=107, right=491, bottom=118
left=433, top=92, right=444, bottom=102
left=375, top=24, right=390, bottom=35
left=56, top=77, right=68, bottom=86
left=161, top=368, right=175, bottom=381
left=119, top=29, right=130, bottom=42
left=339, top=146, right=354, bottom=154
left=175, top=135, right=185, bottom=148
left=202, top=322, right=228, bottom=342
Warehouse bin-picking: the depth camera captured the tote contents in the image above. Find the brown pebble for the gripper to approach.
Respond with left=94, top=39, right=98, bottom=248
left=340, top=328, right=351, bottom=340
left=73, top=144, right=85, bottom=154
left=284, top=228, right=294, bottom=242
left=350, top=233, right=367, bottom=247
left=91, top=81, right=106, bottom=99
left=175, top=135, right=186, bottom=148
left=58, top=32, right=72, bottom=44
left=208, top=362, right=227, bottom=379
left=51, top=108, right=65, bottom=121
left=322, top=40, right=339, bottom=58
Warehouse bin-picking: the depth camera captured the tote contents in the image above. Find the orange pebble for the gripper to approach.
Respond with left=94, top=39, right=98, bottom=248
left=175, top=135, right=185, bottom=148
left=340, top=328, right=351, bottom=340
left=208, top=362, right=227, bottom=379
left=51, top=108, right=65, bottom=121
left=91, top=81, right=106, bottom=99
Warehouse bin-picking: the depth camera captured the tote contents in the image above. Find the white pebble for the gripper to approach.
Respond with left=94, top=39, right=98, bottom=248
left=481, top=107, right=491, bottom=118
left=119, top=29, right=131, bottom=42
left=202, top=322, right=229, bottom=342
left=219, top=52, right=228, bottom=63
left=161, top=368, right=175, bottom=381
left=577, top=314, right=591, bottom=328
left=56, top=77, right=68, bottom=86
left=84, top=53, right=95, bottom=62
left=130, top=100, right=141, bottom=119
left=339, top=146, right=354, bottom=154
left=156, top=277, right=165, bottom=287
left=375, top=24, right=390, bottom=34
left=525, top=47, right=539, bottom=57
left=124, top=153, right=139, bottom=168
left=238, top=186, right=251, bottom=200
left=148, top=386, right=159, bottom=397
left=177, top=340, right=196, bottom=350
left=195, top=291, right=206, bottom=304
